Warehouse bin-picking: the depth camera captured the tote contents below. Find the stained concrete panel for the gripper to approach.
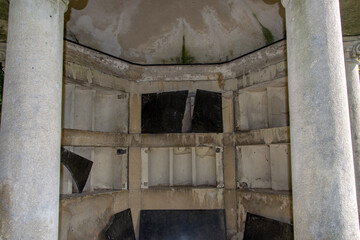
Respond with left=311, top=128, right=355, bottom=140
left=148, top=148, right=170, bottom=187
left=93, top=147, right=126, bottom=190
left=95, top=91, right=128, bottom=133
left=237, top=145, right=271, bottom=188
left=173, top=147, right=192, bottom=186
left=238, top=90, right=268, bottom=131
left=74, top=87, right=94, bottom=131
left=267, top=87, right=289, bottom=128
left=62, top=84, right=75, bottom=129
left=270, top=144, right=291, bottom=191
left=196, top=147, right=216, bottom=186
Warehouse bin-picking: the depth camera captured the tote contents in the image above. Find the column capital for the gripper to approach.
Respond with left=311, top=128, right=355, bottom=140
left=343, top=36, right=360, bottom=60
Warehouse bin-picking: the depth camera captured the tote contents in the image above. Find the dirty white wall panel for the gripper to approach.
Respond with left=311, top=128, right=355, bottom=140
left=148, top=147, right=170, bottom=187
left=93, top=147, right=127, bottom=190
left=270, top=144, right=291, bottom=191
left=62, top=84, right=75, bottom=129
left=141, top=148, right=149, bottom=188
left=267, top=86, right=289, bottom=128
left=74, top=87, right=94, bottom=131
left=216, top=147, right=224, bottom=188
left=238, top=90, right=268, bottom=131
left=173, top=147, right=192, bottom=186
left=196, top=147, right=216, bottom=186
left=60, top=164, right=72, bottom=195
left=94, top=91, right=128, bottom=133
left=63, top=84, right=129, bottom=133
left=237, top=145, right=271, bottom=188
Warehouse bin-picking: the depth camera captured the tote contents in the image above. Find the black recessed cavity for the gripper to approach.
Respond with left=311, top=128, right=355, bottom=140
left=191, top=89, right=223, bottom=133
left=139, top=209, right=226, bottom=240
left=141, top=90, right=223, bottom=134
left=243, top=213, right=294, bottom=240
left=60, top=147, right=93, bottom=193
left=141, top=91, right=188, bottom=133
left=104, top=209, right=135, bottom=240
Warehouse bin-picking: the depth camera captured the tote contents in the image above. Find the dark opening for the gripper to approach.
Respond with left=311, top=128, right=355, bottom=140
left=141, top=91, right=188, bottom=133
left=244, top=213, right=293, bottom=240
left=139, top=209, right=226, bottom=240
left=191, top=89, right=223, bottom=133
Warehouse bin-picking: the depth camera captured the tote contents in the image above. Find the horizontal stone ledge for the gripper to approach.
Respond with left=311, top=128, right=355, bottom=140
left=62, top=127, right=290, bottom=147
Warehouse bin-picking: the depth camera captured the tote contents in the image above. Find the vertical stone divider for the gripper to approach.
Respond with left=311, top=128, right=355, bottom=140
left=282, top=0, right=360, bottom=238
left=344, top=37, right=360, bottom=219
left=0, top=0, right=69, bottom=239
left=222, top=90, right=238, bottom=238
left=128, top=93, right=142, bottom=239
left=191, top=147, right=197, bottom=186
left=169, top=147, right=174, bottom=186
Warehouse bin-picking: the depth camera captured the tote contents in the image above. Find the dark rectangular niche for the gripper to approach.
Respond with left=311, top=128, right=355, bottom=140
left=61, top=147, right=93, bottom=193
left=139, top=209, right=226, bottom=240
left=243, top=213, right=294, bottom=240
left=141, top=91, right=188, bottom=133
left=104, top=209, right=136, bottom=240
left=191, top=89, right=223, bottom=133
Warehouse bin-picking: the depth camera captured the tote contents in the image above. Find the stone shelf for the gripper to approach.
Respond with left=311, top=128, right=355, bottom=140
left=61, top=126, right=290, bottom=148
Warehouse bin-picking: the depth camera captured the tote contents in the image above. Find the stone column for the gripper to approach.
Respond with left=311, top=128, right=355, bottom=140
left=282, top=0, right=360, bottom=239
left=0, top=0, right=68, bottom=239
left=344, top=37, right=360, bottom=217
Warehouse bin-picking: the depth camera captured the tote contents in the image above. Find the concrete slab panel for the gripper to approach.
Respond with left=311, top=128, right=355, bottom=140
left=270, top=144, right=291, bottom=191
left=237, top=145, right=271, bottom=189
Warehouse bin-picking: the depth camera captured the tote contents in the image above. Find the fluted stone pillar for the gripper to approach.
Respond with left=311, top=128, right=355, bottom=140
left=0, top=0, right=68, bottom=239
left=282, top=0, right=360, bottom=239
left=344, top=37, right=360, bottom=217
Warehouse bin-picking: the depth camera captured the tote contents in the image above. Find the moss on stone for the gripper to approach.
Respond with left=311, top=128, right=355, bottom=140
left=176, top=36, right=195, bottom=64
left=253, top=13, right=274, bottom=45
left=0, top=0, right=8, bottom=42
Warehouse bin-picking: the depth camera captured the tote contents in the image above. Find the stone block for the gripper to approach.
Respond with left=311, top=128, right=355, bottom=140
left=196, top=146, right=216, bottom=186
left=238, top=90, right=268, bottom=131
left=148, top=148, right=170, bottom=187
left=93, top=147, right=127, bottom=190
left=270, top=144, right=291, bottom=191
left=94, top=90, right=128, bottom=133
left=173, top=147, right=192, bottom=186
left=267, top=86, right=289, bottom=128
left=74, top=86, right=94, bottom=131
left=237, top=145, right=271, bottom=188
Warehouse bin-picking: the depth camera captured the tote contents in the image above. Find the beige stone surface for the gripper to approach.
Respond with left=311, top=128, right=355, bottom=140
left=237, top=190, right=292, bottom=239
left=141, top=188, right=224, bottom=209
left=59, top=191, right=129, bottom=240
left=270, top=144, right=291, bottom=191
left=237, top=145, right=271, bottom=189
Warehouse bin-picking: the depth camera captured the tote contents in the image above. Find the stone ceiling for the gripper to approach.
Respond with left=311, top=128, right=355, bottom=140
left=0, top=0, right=358, bottom=65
